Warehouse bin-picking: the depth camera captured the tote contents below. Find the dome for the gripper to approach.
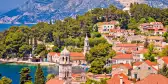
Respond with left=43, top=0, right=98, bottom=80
left=61, top=47, right=70, bottom=56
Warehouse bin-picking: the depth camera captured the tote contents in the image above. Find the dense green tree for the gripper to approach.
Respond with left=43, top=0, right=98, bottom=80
left=158, top=64, right=168, bottom=78
left=163, top=32, right=168, bottom=42
left=46, top=74, right=55, bottom=81
left=86, top=43, right=111, bottom=63
left=34, top=44, right=46, bottom=55
left=19, top=68, right=32, bottom=84
left=89, top=37, right=107, bottom=47
left=147, top=17, right=156, bottom=22
left=34, top=64, right=45, bottom=84
left=160, top=46, right=168, bottom=56
left=0, top=76, right=12, bottom=84
left=144, top=44, right=156, bottom=62
left=107, top=50, right=116, bottom=58
left=85, top=78, right=107, bottom=84
left=88, top=58, right=105, bottom=74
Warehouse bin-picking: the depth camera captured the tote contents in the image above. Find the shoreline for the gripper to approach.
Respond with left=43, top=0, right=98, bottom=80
left=0, top=59, right=56, bottom=66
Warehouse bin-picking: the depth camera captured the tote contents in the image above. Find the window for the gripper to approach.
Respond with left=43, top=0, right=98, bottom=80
left=148, top=67, right=151, bottom=70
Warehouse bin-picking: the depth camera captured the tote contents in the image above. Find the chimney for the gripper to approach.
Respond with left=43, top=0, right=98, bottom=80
left=120, top=76, right=123, bottom=84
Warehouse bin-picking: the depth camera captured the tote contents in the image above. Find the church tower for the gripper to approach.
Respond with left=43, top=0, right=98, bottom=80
left=59, top=47, right=72, bottom=82
left=83, top=34, right=90, bottom=56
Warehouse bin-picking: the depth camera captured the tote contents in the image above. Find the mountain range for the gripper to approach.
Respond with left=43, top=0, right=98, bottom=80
left=0, top=0, right=168, bottom=24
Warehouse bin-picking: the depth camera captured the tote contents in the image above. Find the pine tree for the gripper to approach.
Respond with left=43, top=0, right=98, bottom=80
left=19, top=68, right=32, bottom=84
left=34, top=64, right=45, bottom=84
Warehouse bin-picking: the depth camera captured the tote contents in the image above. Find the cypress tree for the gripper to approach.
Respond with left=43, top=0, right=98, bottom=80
left=19, top=68, right=32, bottom=84
left=34, top=64, right=45, bottom=84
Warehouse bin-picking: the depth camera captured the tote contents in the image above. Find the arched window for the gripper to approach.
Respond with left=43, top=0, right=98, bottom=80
left=66, top=57, right=68, bottom=62
left=62, top=57, right=64, bottom=61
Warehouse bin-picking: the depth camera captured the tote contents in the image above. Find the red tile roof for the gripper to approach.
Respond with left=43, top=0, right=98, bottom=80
left=116, top=43, right=138, bottom=47
left=113, top=73, right=129, bottom=79
left=107, top=74, right=132, bottom=84
left=113, top=54, right=133, bottom=59
left=134, top=62, right=143, bottom=66
left=135, top=74, right=168, bottom=84
left=134, top=60, right=157, bottom=71
left=145, top=60, right=157, bottom=66
left=70, top=52, right=84, bottom=57
left=150, top=22, right=163, bottom=25
left=70, top=52, right=85, bottom=60
left=46, top=78, right=64, bottom=84
left=112, top=63, right=132, bottom=69
left=162, top=57, right=168, bottom=64
left=48, top=52, right=59, bottom=56
left=135, top=49, right=148, bottom=54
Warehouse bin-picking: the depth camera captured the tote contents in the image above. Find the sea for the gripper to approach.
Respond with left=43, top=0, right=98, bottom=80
left=0, top=63, right=58, bottom=84
left=0, top=63, right=85, bottom=84
left=0, top=24, right=35, bottom=32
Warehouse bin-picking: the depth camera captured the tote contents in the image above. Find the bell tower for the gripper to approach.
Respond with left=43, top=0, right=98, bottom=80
left=83, top=34, right=90, bottom=56
left=59, top=47, right=72, bottom=82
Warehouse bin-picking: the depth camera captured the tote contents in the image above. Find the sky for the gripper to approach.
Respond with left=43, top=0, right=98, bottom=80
left=0, top=0, right=27, bottom=14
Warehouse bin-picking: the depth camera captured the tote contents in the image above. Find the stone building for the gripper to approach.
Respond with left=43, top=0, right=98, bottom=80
left=59, top=47, right=72, bottom=83
left=83, top=34, right=90, bottom=56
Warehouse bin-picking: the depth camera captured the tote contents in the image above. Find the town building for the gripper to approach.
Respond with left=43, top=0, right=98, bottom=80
left=112, top=53, right=133, bottom=64
left=47, top=52, right=60, bottom=63
left=112, top=64, right=132, bottom=77
left=47, top=35, right=89, bottom=66
left=132, top=49, right=148, bottom=62
left=98, top=21, right=120, bottom=33
left=131, top=60, right=158, bottom=80
left=126, top=35, right=146, bottom=43
left=83, top=34, right=90, bottom=56
left=135, top=74, right=168, bottom=84
left=59, top=47, right=72, bottom=82
left=107, top=73, right=132, bottom=84
left=113, top=43, right=144, bottom=54
left=157, top=56, right=168, bottom=69
left=139, top=22, right=167, bottom=35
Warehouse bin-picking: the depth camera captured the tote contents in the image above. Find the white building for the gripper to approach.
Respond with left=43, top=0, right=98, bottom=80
left=112, top=54, right=133, bottom=64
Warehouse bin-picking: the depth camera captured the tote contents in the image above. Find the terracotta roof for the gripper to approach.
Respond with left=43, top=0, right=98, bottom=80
left=150, top=22, right=163, bottom=25
left=162, top=57, right=168, bottom=64
left=116, top=43, right=138, bottom=47
left=107, top=74, right=132, bottom=84
left=71, top=56, right=85, bottom=60
left=135, top=49, right=148, bottom=54
left=134, top=60, right=157, bottom=70
left=70, top=52, right=84, bottom=57
left=70, top=52, right=85, bottom=60
left=145, top=60, right=157, bottom=66
left=113, top=54, right=133, bottom=59
left=135, top=74, right=168, bottom=84
left=147, top=36, right=164, bottom=40
left=113, top=73, right=129, bottom=79
left=112, top=63, right=132, bottom=69
left=46, top=78, right=64, bottom=84
left=133, top=62, right=143, bottom=66
left=110, top=29, right=125, bottom=32
left=48, top=52, right=59, bottom=56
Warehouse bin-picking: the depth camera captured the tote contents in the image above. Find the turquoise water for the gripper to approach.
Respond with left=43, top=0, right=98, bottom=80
left=0, top=63, right=85, bottom=84
left=0, top=24, right=35, bottom=32
left=0, top=63, right=58, bottom=84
